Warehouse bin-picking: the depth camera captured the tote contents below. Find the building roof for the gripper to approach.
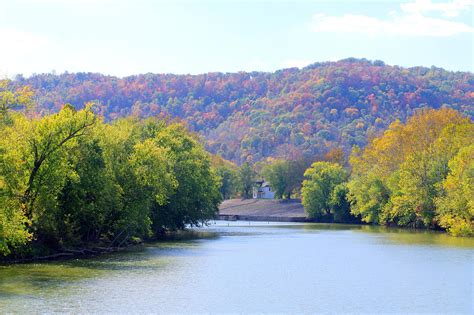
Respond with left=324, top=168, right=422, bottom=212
left=255, top=179, right=271, bottom=188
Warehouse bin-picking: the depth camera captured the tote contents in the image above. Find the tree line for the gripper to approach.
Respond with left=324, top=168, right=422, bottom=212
left=223, top=108, right=472, bottom=236
left=1, top=80, right=472, bottom=261
left=346, top=108, right=472, bottom=236
left=12, top=58, right=474, bottom=164
left=0, top=83, right=221, bottom=258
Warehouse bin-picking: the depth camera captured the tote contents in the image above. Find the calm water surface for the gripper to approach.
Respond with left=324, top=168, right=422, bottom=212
left=1, top=221, right=473, bottom=314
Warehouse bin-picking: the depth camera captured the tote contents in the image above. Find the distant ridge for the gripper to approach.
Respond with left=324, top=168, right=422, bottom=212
left=13, top=58, right=474, bottom=163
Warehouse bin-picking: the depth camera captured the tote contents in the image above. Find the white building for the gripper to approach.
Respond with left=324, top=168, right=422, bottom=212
left=253, top=180, right=275, bottom=199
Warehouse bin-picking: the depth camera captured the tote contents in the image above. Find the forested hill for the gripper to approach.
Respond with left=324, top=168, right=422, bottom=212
left=13, top=58, right=474, bottom=163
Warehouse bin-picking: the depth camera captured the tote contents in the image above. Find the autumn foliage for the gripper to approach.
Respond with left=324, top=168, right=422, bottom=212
left=11, top=58, right=474, bottom=163
left=348, top=108, right=473, bottom=235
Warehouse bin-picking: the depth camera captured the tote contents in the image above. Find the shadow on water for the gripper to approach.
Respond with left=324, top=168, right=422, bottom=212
left=205, top=220, right=474, bottom=248
left=0, top=261, right=104, bottom=299
left=285, top=222, right=474, bottom=248
left=154, top=229, right=219, bottom=242
left=355, top=225, right=474, bottom=248
left=200, top=220, right=474, bottom=248
left=1, top=221, right=472, bottom=302
left=0, top=229, right=218, bottom=299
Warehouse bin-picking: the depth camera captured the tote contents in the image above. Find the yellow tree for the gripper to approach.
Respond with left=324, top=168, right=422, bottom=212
left=0, top=81, right=35, bottom=255
left=20, top=104, right=96, bottom=220
left=436, top=145, right=474, bottom=236
left=0, top=79, right=34, bottom=114
left=348, top=108, right=470, bottom=228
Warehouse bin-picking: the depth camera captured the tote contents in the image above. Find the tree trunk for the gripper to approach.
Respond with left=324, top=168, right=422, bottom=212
left=22, top=159, right=42, bottom=219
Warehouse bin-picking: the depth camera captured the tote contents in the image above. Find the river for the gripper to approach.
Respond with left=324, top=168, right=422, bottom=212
left=1, top=221, right=473, bottom=314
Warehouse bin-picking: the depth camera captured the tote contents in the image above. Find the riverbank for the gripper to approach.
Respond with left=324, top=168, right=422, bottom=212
left=218, top=199, right=311, bottom=222
left=0, top=230, right=217, bottom=264
left=0, top=244, right=145, bottom=265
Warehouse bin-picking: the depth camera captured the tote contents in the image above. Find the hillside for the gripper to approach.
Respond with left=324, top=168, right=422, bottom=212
left=13, top=58, right=474, bottom=163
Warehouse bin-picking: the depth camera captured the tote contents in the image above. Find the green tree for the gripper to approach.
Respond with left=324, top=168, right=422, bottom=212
left=211, top=155, right=239, bottom=199
left=346, top=160, right=390, bottom=225
left=239, top=162, right=255, bottom=199
left=57, top=133, right=121, bottom=245
left=385, top=122, right=473, bottom=228
left=329, top=183, right=353, bottom=223
left=0, top=79, right=36, bottom=255
left=216, top=166, right=239, bottom=199
left=99, top=118, right=177, bottom=243
left=21, top=104, right=96, bottom=221
left=262, top=159, right=308, bottom=199
left=1, top=110, right=222, bottom=257
left=151, top=123, right=221, bottom=232
left=0, top=104, right=96, bottom=252
left=302, top=162, right=349, bottom=219
left=436, top=145, right=474, bottom=236
left=262, top=160, right=287, bottom=199
left=348, top=108, right=470, bottom=228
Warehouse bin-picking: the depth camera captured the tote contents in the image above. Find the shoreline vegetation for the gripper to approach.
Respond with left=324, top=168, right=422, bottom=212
left=0, top=216, right=461, bottom=265
left=345, top=108, right=473, bottom=236
left=229, top=108, right=472, bottom=236
left=0, top=86, right=222, bottom=261
left=217, top=108, right=473, bottom=236
left=0, top=228, right=219, bottom=264
left=1, top=244, right=144, bottom=264
left=1, top=74, right=473, bottom=262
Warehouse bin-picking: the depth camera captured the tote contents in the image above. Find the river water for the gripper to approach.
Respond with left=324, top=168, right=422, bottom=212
left=1, top=221, right=473, bottom=314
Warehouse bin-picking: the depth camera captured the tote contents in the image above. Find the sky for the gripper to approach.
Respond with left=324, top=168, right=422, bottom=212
left=0, top=0, right=473, bottom=77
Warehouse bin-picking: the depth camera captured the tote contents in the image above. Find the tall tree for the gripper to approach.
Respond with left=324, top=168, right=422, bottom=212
left=262, top=159, right=308, bottom=199
left=302, top=162, right=349, bottom=219
left=211, top=154, right=239, bottom=200
left=21, top=104, right=96, bottom=220
left=239, top=162, right=255, bottom=199
left=436, top=145, right=474, bottom=236
left=151, top=123, right=221, bottom=232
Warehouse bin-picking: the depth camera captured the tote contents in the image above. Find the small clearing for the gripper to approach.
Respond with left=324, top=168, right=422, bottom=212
left=218, top=199, right=307, bottom=220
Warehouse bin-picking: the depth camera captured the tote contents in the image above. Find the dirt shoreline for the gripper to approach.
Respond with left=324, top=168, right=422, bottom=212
left=218, top=198, right=310, bottom=222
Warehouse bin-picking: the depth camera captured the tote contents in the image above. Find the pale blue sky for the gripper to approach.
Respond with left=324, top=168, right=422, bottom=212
left=0, top=0, right=472, bottom=77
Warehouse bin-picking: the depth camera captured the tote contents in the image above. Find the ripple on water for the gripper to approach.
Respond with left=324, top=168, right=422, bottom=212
left=0, top=222, right=472, bottom=314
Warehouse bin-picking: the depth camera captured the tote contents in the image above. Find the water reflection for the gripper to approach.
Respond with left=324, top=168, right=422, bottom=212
left=0, top=262, right=103, bottom=298
left=293, top=222, right=474, bottom=248
left=0, top=221, right=472, bottom=314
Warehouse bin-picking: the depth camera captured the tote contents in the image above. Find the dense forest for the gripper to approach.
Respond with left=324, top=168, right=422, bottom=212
left=230, top=109, right=472, bottom=236
left=0, top=89, right=221, bottom=258
left=301, top=108, right=473, bottom=236
left=1, top=59, right=473, bottom=259
left=12, top=58, right=474, bottom=164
